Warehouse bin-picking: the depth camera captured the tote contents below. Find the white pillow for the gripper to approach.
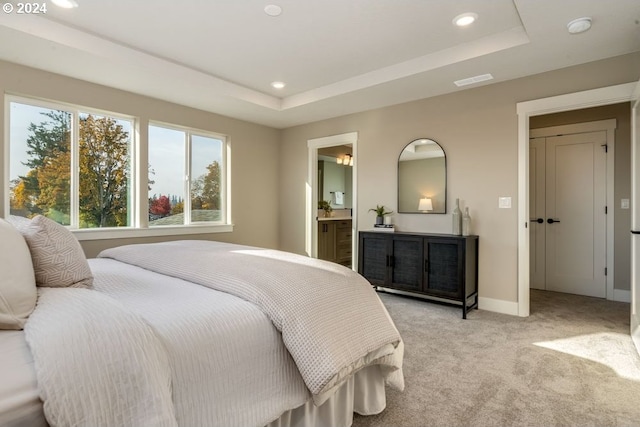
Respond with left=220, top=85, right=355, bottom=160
left=9, top=215, right=93, bottom=288
left=0, top=218, right=37, bottom=330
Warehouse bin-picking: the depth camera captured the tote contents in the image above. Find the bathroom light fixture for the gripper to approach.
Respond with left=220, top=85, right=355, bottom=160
left=418, top=198, right=433, bottom=212
left=567, top=17, right=592, bottom=34
left=271, top=81, right=286, bottom=89
left=453, top=13, right=477, bottom=27
left=51, top=0, right=79, bottom=8
left=336, top=154, right=353, bottom=166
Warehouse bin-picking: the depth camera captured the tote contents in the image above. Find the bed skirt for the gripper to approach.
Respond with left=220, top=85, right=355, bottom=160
left=266, top=364, right=387, bottom=427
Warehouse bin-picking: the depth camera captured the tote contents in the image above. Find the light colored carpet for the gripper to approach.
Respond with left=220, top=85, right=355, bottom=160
left=353, top=290, right=640, bottom=427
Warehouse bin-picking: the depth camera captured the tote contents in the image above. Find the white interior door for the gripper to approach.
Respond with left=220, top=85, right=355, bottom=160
left=529, top=138, right=546, bottom=289
left=545, top=131, right=607, bottom=298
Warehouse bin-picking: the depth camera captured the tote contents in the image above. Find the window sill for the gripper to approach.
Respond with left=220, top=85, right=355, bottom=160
left=73, top=224, right=234, bottom=241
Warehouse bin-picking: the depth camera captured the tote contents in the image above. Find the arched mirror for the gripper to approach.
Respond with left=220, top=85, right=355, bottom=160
left=398, top=138, right=446, bottom=213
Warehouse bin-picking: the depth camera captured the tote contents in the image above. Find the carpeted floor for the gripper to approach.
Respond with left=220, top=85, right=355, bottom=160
left=353, top=290, right=640, bottom=427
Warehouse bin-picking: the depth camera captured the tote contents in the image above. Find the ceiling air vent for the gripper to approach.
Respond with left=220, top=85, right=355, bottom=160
left=454, top=73, right=494, bottom=87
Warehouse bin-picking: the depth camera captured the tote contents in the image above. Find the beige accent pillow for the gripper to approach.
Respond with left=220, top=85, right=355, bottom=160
left=0, top=219, right=37, bottom=329
left=10, top=215, right=93, bottom=288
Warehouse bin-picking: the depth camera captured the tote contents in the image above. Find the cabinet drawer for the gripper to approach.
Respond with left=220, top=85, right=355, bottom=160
left=336, top=229, right=352, bottom=244
left=337, top=245, right=352, bottom=260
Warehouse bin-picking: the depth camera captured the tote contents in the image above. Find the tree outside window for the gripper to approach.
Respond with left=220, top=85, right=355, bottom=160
left=148, top=125, right=224, bottom=226
left=9, top=103, right=132, bottom=228
left=8, top=99, right=227, bottom=232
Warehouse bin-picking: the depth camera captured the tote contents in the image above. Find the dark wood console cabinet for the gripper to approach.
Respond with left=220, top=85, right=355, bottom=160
left=358, top=231, right=479, bottom=319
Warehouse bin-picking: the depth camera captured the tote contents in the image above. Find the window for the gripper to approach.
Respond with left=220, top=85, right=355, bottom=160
left=9, top=100, right=133, bottom=228
left=148, top=124, right=226, bottom=226
left=6, top=96, right=230, bottom=238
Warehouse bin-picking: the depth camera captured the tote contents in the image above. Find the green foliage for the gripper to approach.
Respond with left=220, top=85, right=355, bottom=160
left=190, top=161, right=221, bottom=211
left=369, top=204, right=393, bottom=216
left=171, top=200, right=184, bottom=215
left=78, top=114, right=130, bottom=227
left=24, top=110, right=71, bottom=169
left=318, top=200, right=333, bottom=213
left=9, top=112, right=130, bottom=228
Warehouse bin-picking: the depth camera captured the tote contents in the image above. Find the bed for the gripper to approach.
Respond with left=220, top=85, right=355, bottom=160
left=0, top=216, right=404, bottom=427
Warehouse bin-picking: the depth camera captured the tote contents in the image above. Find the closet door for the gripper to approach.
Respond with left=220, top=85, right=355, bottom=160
left=544, top=131, right=607, bottom=298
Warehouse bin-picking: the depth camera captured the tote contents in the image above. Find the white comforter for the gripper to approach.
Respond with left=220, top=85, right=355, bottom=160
left=25, top=286, right=178, bottom=427
left=24, top=241, right=404, bottom=427
left=99, top=240, right=404, bottom=404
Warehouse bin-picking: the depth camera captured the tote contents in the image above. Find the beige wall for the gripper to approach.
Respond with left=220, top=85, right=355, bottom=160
left=530, top=103, right=633, bottom=291
left=279, top=53, right=640, bottom=304
left=1, top=53, right=638, bottom=304
left=0, top=60, right=281, bottom=257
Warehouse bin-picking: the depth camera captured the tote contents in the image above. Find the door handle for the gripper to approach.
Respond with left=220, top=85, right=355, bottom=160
left=547, top=218, right=561, bottom=224
left=529, top=218, right=544, bottom=224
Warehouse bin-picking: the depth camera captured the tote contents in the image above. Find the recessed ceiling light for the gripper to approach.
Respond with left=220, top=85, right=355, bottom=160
left=454, top=73, right=493, bottom=87
left=271, top=81, right=286, bottom=89
left=567, top=17, right=592, bottom=34
left=51, top=0, right=79, bottom=8
left=453, top=13, right=478, bottom=27
left=264, top=4, right=282, bottom=17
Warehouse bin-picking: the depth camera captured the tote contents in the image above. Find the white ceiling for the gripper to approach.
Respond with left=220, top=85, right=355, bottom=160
left=0, top=0, right=638, bottom=128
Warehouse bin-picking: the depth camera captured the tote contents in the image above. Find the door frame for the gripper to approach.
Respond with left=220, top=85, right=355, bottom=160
left=516, top=82, right=637, bottom=317
left=530, top=120, right=616, bottom=299
left=307, top=132, right=358, bottom=267
left=631, top=83, right=640, bottom=353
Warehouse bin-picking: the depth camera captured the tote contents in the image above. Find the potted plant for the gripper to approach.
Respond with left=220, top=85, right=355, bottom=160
left=318, top=200, right=333, bottom=218
left=369, top=205, right=393, bottom=225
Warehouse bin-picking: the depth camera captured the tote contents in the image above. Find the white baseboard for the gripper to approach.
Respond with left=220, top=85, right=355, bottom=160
left=478, top=297, right=519, bottom=316
left=613, top=289, right=631, bottom=303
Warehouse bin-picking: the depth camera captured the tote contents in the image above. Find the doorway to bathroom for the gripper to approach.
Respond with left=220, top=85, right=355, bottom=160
left=307, top=132, right=358, bottom=269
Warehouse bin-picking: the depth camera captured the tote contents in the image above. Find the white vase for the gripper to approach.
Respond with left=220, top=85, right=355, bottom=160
left=462, top=207, right=471, bottom=236
left=452, top=198, right=462, bottom=235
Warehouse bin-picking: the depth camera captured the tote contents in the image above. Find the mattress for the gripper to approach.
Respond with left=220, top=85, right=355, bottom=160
left=0, top=331, right=46, bottom=427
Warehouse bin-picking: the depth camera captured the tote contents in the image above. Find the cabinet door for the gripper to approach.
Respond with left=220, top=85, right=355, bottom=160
left=424, top=238, right=463, bottom=298
left=317, top=222, right=336, bottom=262
left=359, top=233, right=390, bottom=286
left=390, top=236, right=423, bottom=292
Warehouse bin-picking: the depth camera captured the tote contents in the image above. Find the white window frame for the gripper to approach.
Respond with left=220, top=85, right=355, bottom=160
left=148, top=121, right=230, bottom=228
left=3, top=95, right=233, bottom=240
